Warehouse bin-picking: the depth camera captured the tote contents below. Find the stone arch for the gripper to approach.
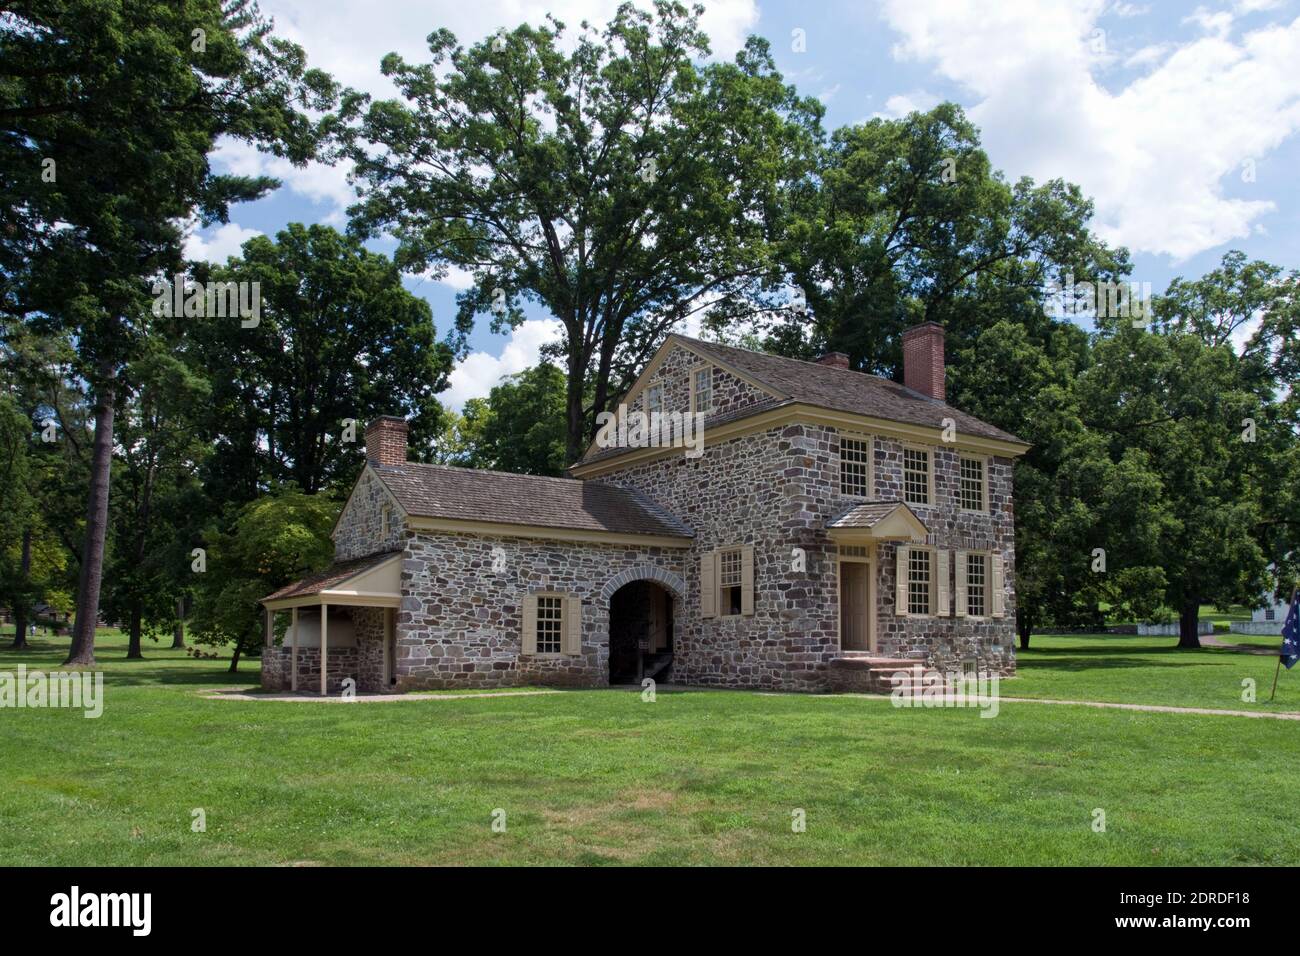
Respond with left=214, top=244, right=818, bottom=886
left=599, top=564, right=687, bottom=604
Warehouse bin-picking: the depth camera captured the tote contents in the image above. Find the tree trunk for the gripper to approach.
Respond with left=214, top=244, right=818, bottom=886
left=1018, top=618, right=1032, bottom=651
left=228, top=643, right=242, bottom=674
left=126, top=603, right=143, bottom=659
left=66, top=369, right=116, bottom=666
left=11, top=527, right=31, bottom=650
left=1177, top=599, right=1201, bottom=649
left=564, top=344, right=586, bottom=467
left=172, top=596, right=185, bottom=648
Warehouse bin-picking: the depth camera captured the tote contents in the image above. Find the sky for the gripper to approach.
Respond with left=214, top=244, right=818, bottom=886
left=188, top=0, right=1300, bottom=409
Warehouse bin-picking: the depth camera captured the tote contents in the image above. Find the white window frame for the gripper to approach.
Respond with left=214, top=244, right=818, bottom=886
left=534, top=594, right=565, bottom=655
left=907, top=546, right=933, bottom=616
left=645, top=383, right=665, bottom=417
left=965, top=551, right=988, bottom=619
left=718, top=547, right=744, bottom=618
left=958, top=455, right=988, bottom=513
left=903, top=445, right=933, bottom=507
left=838, top=433, right=873, bottom=499
left=690, top=364, right=713, bottom=415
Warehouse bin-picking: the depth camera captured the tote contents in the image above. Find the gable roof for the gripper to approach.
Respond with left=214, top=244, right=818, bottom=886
left=675, top=335, right=1024, bottom=444
left=371, top=462, right=693, bottom=540
left=826, top=501, right=929, bottom=542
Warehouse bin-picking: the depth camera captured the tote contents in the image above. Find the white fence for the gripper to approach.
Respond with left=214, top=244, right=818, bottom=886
left=1136, top=620, right=1214, bottom=636
left=1229, top=621, right=1284, bottom=636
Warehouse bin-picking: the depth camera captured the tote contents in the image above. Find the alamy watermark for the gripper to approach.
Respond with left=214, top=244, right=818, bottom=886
left=593, top=404, right=705, bottom=459
left=889, top=665, right=1000, bottom=718
left=151, top=274, right=261, bottom=327
left=1044, top=273, right=1152, bottom=327
left=0, top=665, right=104, bottom=718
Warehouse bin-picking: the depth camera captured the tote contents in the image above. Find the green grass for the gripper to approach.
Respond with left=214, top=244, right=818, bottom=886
left=1, top=629, right=1298, bottom=866
left=1015, top=634, right=1293, bottom=712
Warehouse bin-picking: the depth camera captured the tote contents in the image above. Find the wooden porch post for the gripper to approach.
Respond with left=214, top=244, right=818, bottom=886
left=264, top=607, right=272, bottom=648
left=320, top=602, right=328, bottom=697
left=290, top=606, right=299, bottom=693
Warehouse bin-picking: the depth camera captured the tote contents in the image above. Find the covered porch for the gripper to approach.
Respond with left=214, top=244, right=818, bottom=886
left=259, top=551, right=402, bottom=696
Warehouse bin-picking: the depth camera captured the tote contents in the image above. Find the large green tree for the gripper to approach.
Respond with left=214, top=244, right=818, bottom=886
left=187, top=223, right=453, bottom=500
left=460, top=364, right=569, bottom=476
left=764, top=104, right=1126, bottom=373
left=188, top=488, right=336, bottom=672
left=342, top=1, right=823, bottom=463
left=1, top=0, right=334, bottom=664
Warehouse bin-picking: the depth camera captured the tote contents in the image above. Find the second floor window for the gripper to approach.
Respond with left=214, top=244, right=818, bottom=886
left=959, top=457, right=985, bottom=512
left=904, top=447, right=931, bottom=506
left=839, top=436, right=871, bottom=497
left=692, top=367, right=712, bottom=414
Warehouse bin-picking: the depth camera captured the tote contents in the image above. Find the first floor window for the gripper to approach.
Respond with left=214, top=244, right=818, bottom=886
left=719, top=547, right=743, bottom=616
left=966, top=552, right=987, bottom=618
left=840, top=436, right=871, bottom=497
left=1266, top=608, right=1276, bottom=621
left=536, top=595, right=564, bottom=654
left=908, top=548, right=931, bottom=615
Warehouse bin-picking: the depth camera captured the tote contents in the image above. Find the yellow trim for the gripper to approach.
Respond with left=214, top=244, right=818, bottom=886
left=827, top=507, right=928, bottom=543
left=570, top=402, right=1029, bottom=477
left=263, top=592, right=402, bottom=611
left=957, top=453, right=991, bottom=514
left=836, top=545, right=876, bottom=652
left=405, top=516, right=691, bottom=549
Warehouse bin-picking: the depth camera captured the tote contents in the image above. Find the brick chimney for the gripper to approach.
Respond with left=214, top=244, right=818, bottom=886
left=900, top=322, right=946, bottom=401
left=364, top=416, right=409, bottom=466
left=815, top=351, right=850, bottom=369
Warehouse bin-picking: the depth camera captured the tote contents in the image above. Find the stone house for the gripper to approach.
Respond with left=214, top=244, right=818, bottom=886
left=260, top=322, right=1030, bottom=695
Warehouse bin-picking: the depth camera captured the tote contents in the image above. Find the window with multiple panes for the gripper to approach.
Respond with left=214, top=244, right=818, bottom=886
left=381, top=504, right=392, bottom=536
left=903, top=447, right=931, bottom=505
left=959, top=457, right=985, bottom=511
left=907, top=548, right=932, bottom=615
left=1266, top=608, right=1276, bottom=621
left=840, top=545, right=867, bottom=558
left=692, top=367, right=712, bottom=413
left=535, top=596, right=564, bottom=654
left=718, top=547, right=744, bottom=616
left=966, top=552, right=987, bottom=618
left=839, top=436, right=871, bottom=497
left=645, top=384, right=665, bottom=416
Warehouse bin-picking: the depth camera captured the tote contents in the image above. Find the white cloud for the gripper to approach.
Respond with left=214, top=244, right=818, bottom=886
left=184, top=221, right=263, bottom=263
left=873, top=90, right=941, bottom=118
left=1183, top=6, right=1235, bottom=37
left=879, top=0, right=1300, bottom=261
left=211, top=139, right=356, bottom=223
left=442, top=318, right=564, bottom=409
left=261, top=0, right=758, bottom=101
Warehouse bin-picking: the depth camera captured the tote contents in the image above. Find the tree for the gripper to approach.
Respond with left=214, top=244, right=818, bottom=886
left=1077, top=317, right=1275, bottom=648
left=101, top=345, right=211, bottom=659
left=1, top=0, right=334, bottom=665
left=951, top=320, right=1170, bottom=648
left=342, top=1, right=823, bottom=463
left=462, top=364, right=568, bottom=476
left=188, top=489, right=336, bottom=672
left=766, top=104, right=1125, bottom=373
left=188, top=224, right=453, bottom=501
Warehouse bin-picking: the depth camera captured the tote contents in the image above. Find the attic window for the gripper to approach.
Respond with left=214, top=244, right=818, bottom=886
left=692, top=366, right=713, bottom=414
left=381, top=504, right=393, bottom=536
left=645, top=384, right=665, bottom=416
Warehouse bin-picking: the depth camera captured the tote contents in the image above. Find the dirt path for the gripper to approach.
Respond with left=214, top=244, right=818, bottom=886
left=1201, top=634, right=1278, bottom=655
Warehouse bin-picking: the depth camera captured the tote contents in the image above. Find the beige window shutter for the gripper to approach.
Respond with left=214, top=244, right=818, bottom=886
left=955, top=550, right=968, bottom=618
left=936, top=549, right=950, bottom=617
left=700, top=551, right=717, bottom=619
left=741, top=544, right=755, bottom=616
left=521, top=594, right=538, bottom=654
left=895, top=545, right=910, bottom=617
left=563, top=595, right=583, bottom=655
left=991, top=553, right=1006, bottom=618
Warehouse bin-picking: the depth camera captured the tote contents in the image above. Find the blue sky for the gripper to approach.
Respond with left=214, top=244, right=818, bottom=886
left=190, top=0, right=1300, bottom=407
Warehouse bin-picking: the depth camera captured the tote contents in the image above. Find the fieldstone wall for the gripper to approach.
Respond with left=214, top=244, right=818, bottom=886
left=261, top=645, right=360, bottom=694
left=628, top=342, right=773, bottom=421
left=597, top=423, right=839, bottom=691
left=334, top=469, right=406, bottom=561
left=353, top=606, right=390, bottom=692
left=395, top=532, right=687, bottom=690
left=801, top=426, right=1017, bottom=675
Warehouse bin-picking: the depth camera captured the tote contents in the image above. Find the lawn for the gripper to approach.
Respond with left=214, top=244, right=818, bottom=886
left=1014, top=633, right=1294, bottom=712
left=1, top=628, right=1298, bottom=866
